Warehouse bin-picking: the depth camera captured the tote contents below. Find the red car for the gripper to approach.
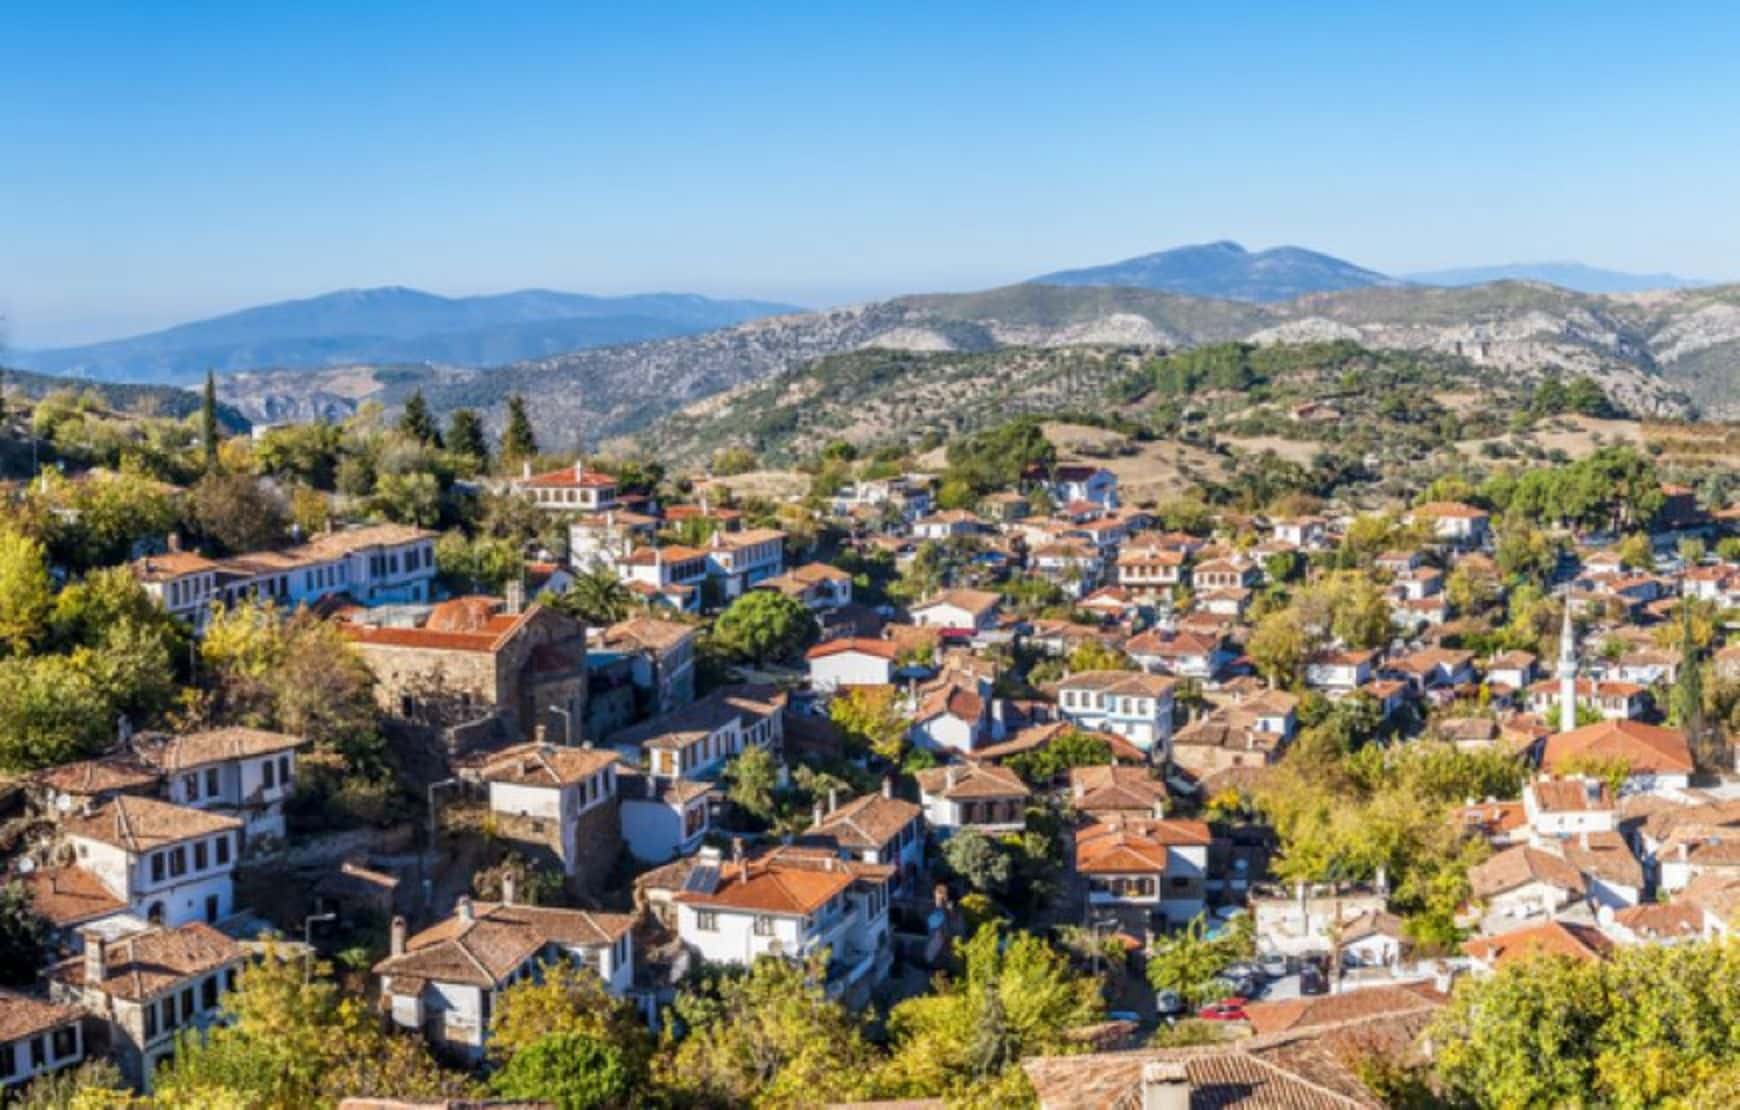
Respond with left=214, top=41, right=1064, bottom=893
left=1197, top=997, right=1249, bottom=1022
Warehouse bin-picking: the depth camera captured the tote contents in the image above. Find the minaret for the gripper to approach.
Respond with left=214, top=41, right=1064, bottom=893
left=1557, top=600, right=1579, bottom=734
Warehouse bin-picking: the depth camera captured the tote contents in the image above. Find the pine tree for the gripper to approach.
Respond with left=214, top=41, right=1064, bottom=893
left=398, top=390, right=443, bottom=448
left=446, top=408, right=489, bottom=468
left=502, top=394, right=537, bottom=465
left=201, top=370, right=219, bottom=471
left=1675, top=601, right=1713, bottom=768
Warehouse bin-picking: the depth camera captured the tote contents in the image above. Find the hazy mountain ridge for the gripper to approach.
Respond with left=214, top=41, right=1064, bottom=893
left=215, top=278, right=1740, bottom=445
left=1030, top=240, right=1401, bottom=302
left=9, top=287, right=799, bottom=383
left=1404, top=262, right=1712, bottom=294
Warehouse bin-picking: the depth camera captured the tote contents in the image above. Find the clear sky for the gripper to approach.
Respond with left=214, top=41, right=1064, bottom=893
left=4, top=1, right=1739, bottom=346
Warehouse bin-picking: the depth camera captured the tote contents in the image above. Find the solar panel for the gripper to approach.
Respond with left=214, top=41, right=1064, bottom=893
left=683, top=864, right=720, bottom=894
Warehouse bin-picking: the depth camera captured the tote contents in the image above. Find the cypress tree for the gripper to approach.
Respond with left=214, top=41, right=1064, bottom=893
left=447, top=408, right=489, bottom=467
left=502, top=394, right=537, bottom=466
left=398, top=390, right=443, bottom=448
left=201, top=370, right=219, bottom=471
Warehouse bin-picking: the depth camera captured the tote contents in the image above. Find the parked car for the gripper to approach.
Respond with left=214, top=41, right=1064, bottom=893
left=1197, top=997, right=1249, bottom=1022
left=1299, top=964, right=1328, bottom=996
left=1258, top=953, right=1289, bottom=979
left=1221, top=960, right=1269, bottom=984
left=1155, top=991, right=1188, bottom=1020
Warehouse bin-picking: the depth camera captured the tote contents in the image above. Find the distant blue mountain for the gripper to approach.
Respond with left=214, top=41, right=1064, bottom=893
left=1029, top=240, right=1401, bottom=302
left=10, top=287, right=801, bottom=384
left=1401, top=262, right=1712, bottom=295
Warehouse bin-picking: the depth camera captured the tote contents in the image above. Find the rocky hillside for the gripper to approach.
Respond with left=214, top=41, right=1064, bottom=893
left=216, top=280, right=1740, bottom=445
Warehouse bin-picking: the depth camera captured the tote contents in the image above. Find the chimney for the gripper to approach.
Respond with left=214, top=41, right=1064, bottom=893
left=533, top=723, right=547, bottom=745
left=881, top=776, right=894, bottom=801
left=457, top=897, right=475, bottom=924
left=812, top=799, right=826, bottom=828
left=505, top=576, right=526, bottom=616
left=574, top=460, right=586, bottom=482
left=522, top=460, right=532, bottom=480
left=83, top=931, right=107, bottom=986
left=389, top=916, right=407, bottom=956
left=1141, top=1060, right=1191, bottom=1110
left=731, top=837, right=744, bottom=863
left=828, top=787, right=840, bottom=814
left=945, top=765, right=959, bottom=790
left=501, top=873, right=518, bottom=907
left=166, top=532, right=181, bottom=553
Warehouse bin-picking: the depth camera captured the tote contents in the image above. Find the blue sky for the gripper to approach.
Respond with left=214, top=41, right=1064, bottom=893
left=3, top=1, right=1739, bottom=345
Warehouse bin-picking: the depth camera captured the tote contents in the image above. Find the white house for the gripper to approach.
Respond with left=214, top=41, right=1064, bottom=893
left=805, top=638, right=900, bottom=693
left=806, top=781, right=926, bottom=893
left=1523, top=777, right=1616, bottom=842
left=138, top=727, right=303, bottom=845
left=0, top=991, right=84, bottom=1092
left=909, top=588, right=1002, bottom=633
left=512, top=461, right=620, bottom=514
left=619, top=775, right=716, bottom=863
left=1304, top=649, right=1377, bottom=694
left=672, top=847, right=895, bottom=999
left=1029, top=464, right=1118, bottom=508
left=61, top=797, right=241, bottom=928
left=374, top=892, right=636, bottom=1064
left=1074, top=815, right=1213, bottom=927
left=704, top=528, right=787, bottom=599
left=1469, top=844, right=1588, bottom=924
left=914, top=763, right=1029, bottom=837
left=1409, top=501, right=1491, bottom=547
left=477, top=742, right=620, bottom=878
left=54, top=922, right=244, bottom=1091
left=1055, top=671, right=1177, bottom=757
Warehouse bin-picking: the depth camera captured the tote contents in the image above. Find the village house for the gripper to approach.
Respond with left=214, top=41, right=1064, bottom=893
left=907, top=675, right=995, bottom=755
left=1249, top=882, right=1390, bottom=958
left=1469, top=844, right=1588, bottom=925
left=805, top=637, right=900, bottom=692
left=341, top=596, right=588, bottom=747
left=1116, top=544, right=1189, bottom=596
left=1304, top=648, right=1377, bottom=694
left=1124, top=629, right=1232, bottom=681
left=0, top=990, right=85, bottom=1092
left=1055, top=671, right=1177, bottom=757
left=373, top=891, right=636, bottom=1064
left=911, top=509, right=989, bottom=542
left=617, top=774, right=716, bottom=864
left=702, top=527, right=787, bottom=599
left=914, top=763, right=1030, bottom=837
left=1270, top=516, right=1328, bottom=549
left=52, top=922, right=245, bottom=1090
left=511, top=460, right=619, bottom=514
left=1462, top=920, right=1613, bottom=974
left=1025, top=463, right=1118, bottom=507
left=1068, top=765, right=1169, bottom=819
left=135, top=727, right=303, bottom=845
left=1483, top=650, right=1538, bottom=695
left=475, top=742, right=621, bottom=887
left=59, top=797, right=242, bottom=929
left=672, top=846, right=894, bottom=1000
left=1540, top=719, right=1695, bottom=793
left=1409, top=501, right=1492, bottom=548
left=1075, top=814, right=1213, bottom=926
left=29, top=757, right=162, bottom=818
left=611, top=685, right=785, bottom=782
left=616, top=544, right=707, bottom=611
left=756, top=562, right=853, bottom=610
left=804, top=781, right=926, bottom=893
left=1191, top=556, right=1258, bottom=592
left=909, top=588, right=1002, bottom=634
left=1526, top=677, right=1650, bottom=723
left=1523, top=777, right=1617, bottom=841
left=598, top=616, right=699, bottom=717
left=568, top=509, right=660, bottom=571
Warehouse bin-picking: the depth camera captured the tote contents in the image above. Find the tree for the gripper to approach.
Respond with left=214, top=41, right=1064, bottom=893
left=397, top=390, right=443, bottom=448
left=7, top=1059, right=130, bottom=1109
left=155, top=944, right=464, bottom=1109
left=199, top=602, right=380, bottom=756
left=1007, top=728, right=1114, bottom=786
left=0, top=880, right=49, bottom=987
left=202, top=370, right=220, bottom=471
left=941, top=827, right=1014, bottom=896
left=555, top=566, right=635, bottom=626
left=880, top=924, right=1101, bottom=1102
left=490, top=1031, right=630, bottom=1110
left=501, top=394, right=538, bottom=466
left=1065, top=640, right=1134, bottom=674
left=435, top=531, right=523, bottom=594
left=446, top=408, right=489, bottom=470
left=187, top=472, right=289, bottom=554
left=713, top=590, right=814, bottom=663
left=0, top=526, right=53, bottom=654
left=658, top=953, right=878, bottom=1108
left=828, top=684, right=912, bottom=763
left=1248, top=610, right=1307, bottom=688
left=726, top=744, right=780, bottom=825
left=0, top=655, right=113, bottom=771
left=1618, top=531, right=1655, bottom=570
left=490, top=959, right=654, bottom=1073
left=1146, top=912, right=1251, bottom=1006
left=370, top=471, right=442, bottom=527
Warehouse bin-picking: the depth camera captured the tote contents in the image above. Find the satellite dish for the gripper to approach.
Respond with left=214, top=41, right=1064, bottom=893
left=56, top=794, right=73, bottom=813
left=17, top=858, right=36, bottom=874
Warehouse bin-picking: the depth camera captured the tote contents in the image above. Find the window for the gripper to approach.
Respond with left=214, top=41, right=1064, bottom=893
left=151, top=853, right=166, bottom=883
left=262, top=760, right=276, bottom=789
left=30, top=1036, right=45, bottom=1068
left=205, top=895, right=220, bottom=923
left=214, top=836, right=230, bottom=866
left=163, top=996, right=179, bottom=1032
left=226, top=968, right=238, bottom=992
left=51, top=1026, right=75, bottom=1060
left=169, top=846, right=187, bottom=878
left=194, top=841, right=208, bottom=870
left=205, top=767, right=220, bottom=796
left=0, top=1041, right=14, bottom=1078
left=182, top=988, right=195, bottom=1021
left=752, top=915, right=774, bottom=936
left=695, top=911, right=719, bottom=932
left=144, top=1005, right=158, bottom=1040
left=278, top=755, right=290, bottom=785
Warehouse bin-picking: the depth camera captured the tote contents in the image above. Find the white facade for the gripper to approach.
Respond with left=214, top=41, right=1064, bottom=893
left=808, top=649, right=895, bottom=693
left=68, top=830, right=238, bottom=928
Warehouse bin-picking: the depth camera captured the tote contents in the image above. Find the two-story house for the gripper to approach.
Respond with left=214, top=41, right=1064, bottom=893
left=673, top=846, right=894, bottom=1000
left=806, top=781, right=926, bottom=893
left=599, top=616, right=699, bottom=716
left=512, top=461, right=619, bottom=515
left=130, top=551, right=220, bottom=630
left=0, top=991, right=85, bottom=1092
left=61, top=797, right=241, bottom=928
left=756, top=562, right=853, bottom=611
left=1055, top=671, right=1177, bottom=757
left=805, top=638, right=900, bottom=692
left=1124, top=630, right=1232, bottom=681
left=476, top=742, right=620, bottom=887
left=54, top=922, right=244, bottom=1090
left=136, top=727, right=302, bottom=844
left=914, top=763, right=1030, bottom=837
left=705, top=528, right=787, bottom=599
left=1409, top=501, right=1492, bottom=548
left=374, top=891, right=636, bottom=1064
left=617, top=544, right=708, bottom=611
left=1074, top=815, right=1213, bottom=926
left=909, top=588, right=1002, bottom=634
left=1304, top=649, right=1377, bottom=695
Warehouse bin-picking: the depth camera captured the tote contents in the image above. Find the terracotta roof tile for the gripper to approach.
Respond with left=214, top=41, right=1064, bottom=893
left=63, top=796, right=240, bottom=854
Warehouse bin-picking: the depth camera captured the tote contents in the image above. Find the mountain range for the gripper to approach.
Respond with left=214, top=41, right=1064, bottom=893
left=1030, top=240, right=1402, bottom=302
left=6, top=287, right=799, bottom=384
left=1401, top=262, right=1711, bottom=294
